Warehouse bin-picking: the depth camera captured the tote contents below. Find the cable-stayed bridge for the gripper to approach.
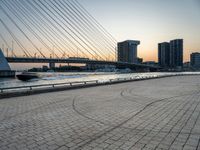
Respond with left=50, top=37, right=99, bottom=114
left=0, top=0, right=158, bottom=71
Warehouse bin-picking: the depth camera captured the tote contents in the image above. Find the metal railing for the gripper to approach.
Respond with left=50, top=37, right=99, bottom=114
left=0, top=80, right=98, bottom=93
left=0, top=73, right=198, bottom=94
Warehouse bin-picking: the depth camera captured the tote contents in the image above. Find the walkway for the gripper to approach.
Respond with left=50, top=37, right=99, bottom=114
left=0, top=76, right=200, bottom=150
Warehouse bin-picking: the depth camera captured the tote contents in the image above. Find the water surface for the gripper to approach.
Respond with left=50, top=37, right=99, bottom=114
left=0, top=72, right=199, bottom=88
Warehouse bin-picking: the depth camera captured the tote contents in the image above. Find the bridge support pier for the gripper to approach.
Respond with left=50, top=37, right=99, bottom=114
left=49, top=62, right=55, bottom=69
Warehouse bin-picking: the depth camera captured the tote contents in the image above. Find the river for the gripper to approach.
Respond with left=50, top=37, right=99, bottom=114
left=0, top=72, right=200, bottom=88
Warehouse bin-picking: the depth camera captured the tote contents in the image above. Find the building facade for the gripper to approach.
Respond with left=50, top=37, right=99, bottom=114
left=158, top=42, right=170, bottom=67
left=191, top=52, right=200, bottom=68
left=169, top=39, right=183, bottom=68
left=158, top=39, right=183, bottom=68
left=117, top=40, right=140, bottom=63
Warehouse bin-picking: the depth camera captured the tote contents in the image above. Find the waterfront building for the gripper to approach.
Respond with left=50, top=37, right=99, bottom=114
left=190, top=52, right=200, bottom=68
left=158, top=39, right=183, bottom=68
left=143, top=61, right=158, bottom=66
left=117, top=40, right=140, bottom=63
left=169, top=39, right=183, bottom=68
left=158, top=42, right=170, bottom=67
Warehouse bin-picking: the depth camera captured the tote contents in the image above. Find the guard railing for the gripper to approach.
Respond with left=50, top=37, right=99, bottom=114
left=0, top=73, right=198, bottom=94
left=0, top=80, right=98, bottom=93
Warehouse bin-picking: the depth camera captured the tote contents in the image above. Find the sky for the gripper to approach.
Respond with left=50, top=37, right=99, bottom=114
left=81, top=0, right=200, bottom=62
left=0, top=0, right=200, bottom=70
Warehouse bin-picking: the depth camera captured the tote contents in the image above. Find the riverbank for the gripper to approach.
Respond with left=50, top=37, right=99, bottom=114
left=1, top=72, right=200, bottom=89
left=1, top=73, right=200, bottom=99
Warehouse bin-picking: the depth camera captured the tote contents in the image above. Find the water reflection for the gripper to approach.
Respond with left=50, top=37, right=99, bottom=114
left=0, top=72, right=200, bottom=88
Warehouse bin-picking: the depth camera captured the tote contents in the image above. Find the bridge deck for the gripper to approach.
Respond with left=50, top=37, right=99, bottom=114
left=0, top=76, right=200, bottom=150
left=6, top=57, right=159, bottom=69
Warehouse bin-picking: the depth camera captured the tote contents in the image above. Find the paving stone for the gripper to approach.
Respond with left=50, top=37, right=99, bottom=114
left=0, top=76, right=200, bottom=150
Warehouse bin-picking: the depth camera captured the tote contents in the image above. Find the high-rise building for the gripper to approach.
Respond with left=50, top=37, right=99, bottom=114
left=158, top=39, right=183, bottom=68
left=117, top=40, right=140, bottom=63
left=158, top=42, right=170, bottom=67
left=169, top=39, right=183, bottom=68
left=190, top=52, right=200, bottom=68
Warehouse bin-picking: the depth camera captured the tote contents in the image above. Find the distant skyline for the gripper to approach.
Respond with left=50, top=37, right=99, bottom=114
left=0, top=0, right=200, bottom=70
left=81, top=0, right=200, bottom=62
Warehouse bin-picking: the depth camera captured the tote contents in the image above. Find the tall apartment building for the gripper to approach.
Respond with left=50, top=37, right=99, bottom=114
left=117, top=40, right=140, bottom=63
left=158, top=39, right=183, bottom=68
left=158, top=42, right=170, bottom=67
left=169, top=39, right=183, bottom=68
left=191, top=52, right=200, bottom=68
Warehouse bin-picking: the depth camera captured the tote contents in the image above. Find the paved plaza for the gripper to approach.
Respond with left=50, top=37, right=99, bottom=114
left=0, top=75, right=200, bottom=150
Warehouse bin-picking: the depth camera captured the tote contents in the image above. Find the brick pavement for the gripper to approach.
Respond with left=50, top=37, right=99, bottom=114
left=0, top=76, right=200, bottom=150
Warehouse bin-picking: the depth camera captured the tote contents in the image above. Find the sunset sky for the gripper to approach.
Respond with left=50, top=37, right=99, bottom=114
left=81, top=0, right=200, bottom=62
left=1, top=0, right=200, bottom=70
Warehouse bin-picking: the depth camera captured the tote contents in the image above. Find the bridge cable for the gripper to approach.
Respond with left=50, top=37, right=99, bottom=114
left=67, top=1, right=117, bottom=59
left=38, top=0, right=105, bottom=60
left=28, top=0, right=91, bottom=59
left=31, top=0, right=99, bottom=60
left=0, top=4, right=46, bottom=58
left=0, top=33, right=9, bottom=48
left=1, top=0, right=117, bottom=61
left=20, top=0, right=82, bottom=58
left=3, top=0, right=69, bottom=58
left=0, top=19, right=32, bottom=57
left=48, top=0, right=109, bottom=60
left=73, top=0, right=117, bottom=44
left=53, top=0, right=112, bottom=60
left=13, top=0, right=79, bottom=58
left=64, top=0, right=116, bottom=55
left=30, top=0, right=97, bottom=60
left=55, top=0, right=115, bottom=60
left=0, top=33, right=17, bottom=57
left=2, top=0, right=60, bottom=59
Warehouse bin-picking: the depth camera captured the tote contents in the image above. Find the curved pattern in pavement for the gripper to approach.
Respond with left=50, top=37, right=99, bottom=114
left=0, top=76, right=200, bottom=150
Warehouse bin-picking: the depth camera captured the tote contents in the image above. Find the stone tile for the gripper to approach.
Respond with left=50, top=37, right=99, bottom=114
left=0, top=76, right=200, bottom=150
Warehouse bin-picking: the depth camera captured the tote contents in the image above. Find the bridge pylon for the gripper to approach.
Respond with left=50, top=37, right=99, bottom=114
left=0, top=49, right=11, bottom=71
left=0, top=49, right=15, bottom=77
